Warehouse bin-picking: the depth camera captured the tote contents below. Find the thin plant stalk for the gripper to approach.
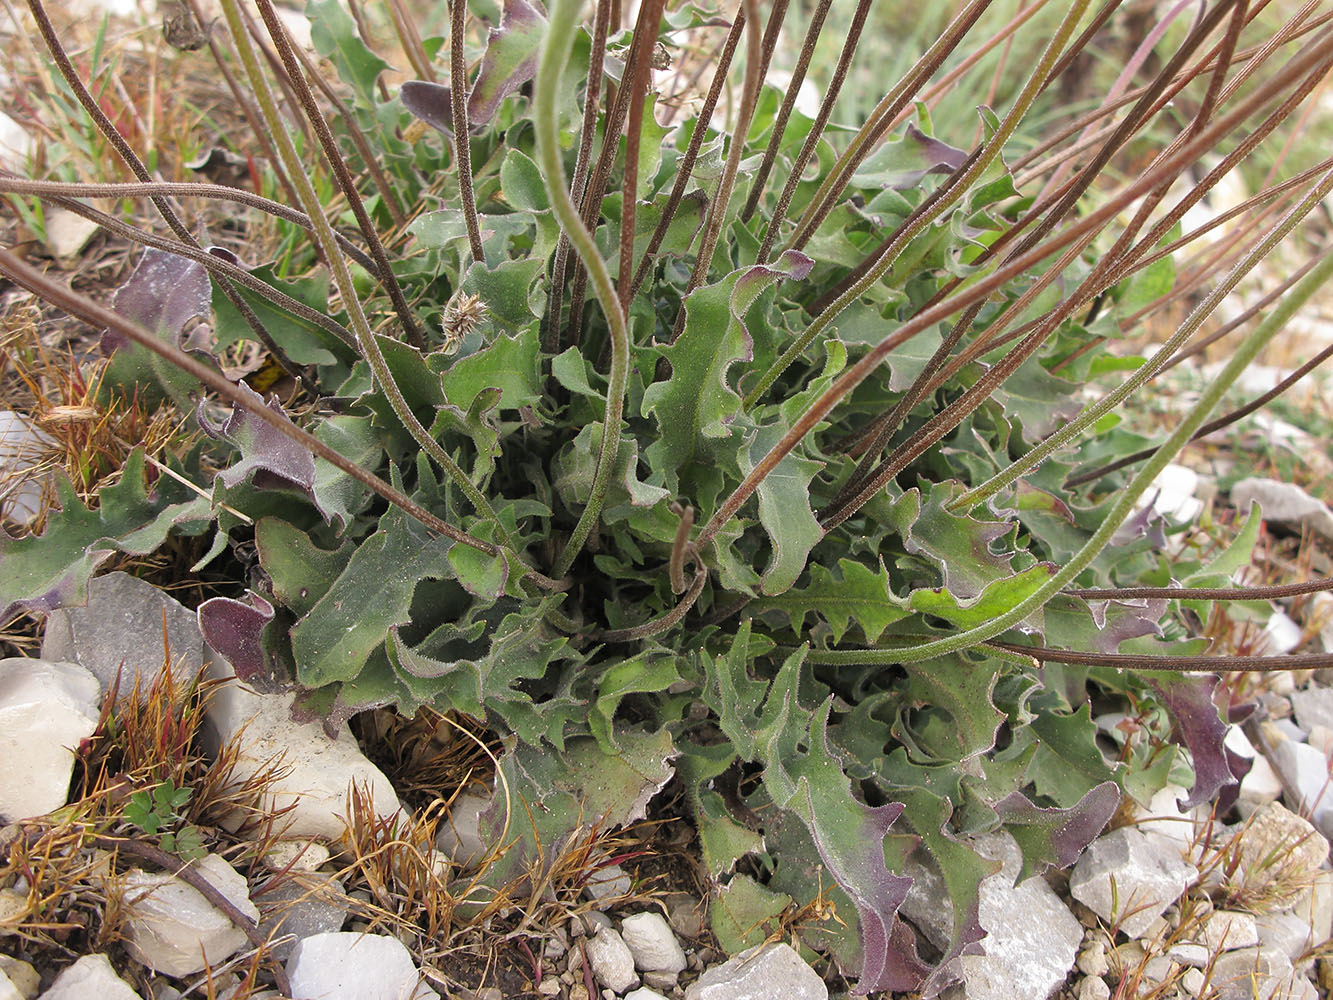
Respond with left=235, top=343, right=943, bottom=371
left=813, top=222, right=1333, bottom=666
left=217, top=0, right=513, bottom=549
left=254, top=0, right=421, bottom=344
left=627, top=4, right=746, bottom=302
left=740, top=0, right=833, bottom=224
left=742, top=0, right=1093, bottom=409
left=450, top=0, right=486, bottom=265
left=669, top=0, right=763, bottom=341
left=537, top=0, right=631, bottom=579
left=953, top=163, right=1333, bottom=511
left=694, top=26, right=1333, bottom=551
left=544, top=0, right=612, bottom=352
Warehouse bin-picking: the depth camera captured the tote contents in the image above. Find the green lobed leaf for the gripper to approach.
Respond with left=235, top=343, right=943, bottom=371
left=306, top=0, right=389, bottom=103
left=0, top=451, right=209, bottom=622
left=290, top=505, right=455, bottom=687
left=749, top=558, right=909, bottom=644
left=642, top=251, right=813, bottom=491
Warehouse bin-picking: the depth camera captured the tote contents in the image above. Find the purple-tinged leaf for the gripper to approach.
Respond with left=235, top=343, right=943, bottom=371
left=198, top=591, right=278, bottom=689
left=198, top=382, right=315, bottom=494
left=103, top=248, right=211, bottom=355
left=467, top=0, right=547, bottom=126
left=1149, top=672, right=1239, bottom=809
left=101, top=249, right=214, bottom=407
left=994, top=781, right=1119, bottom=882
left=1042, top=594, right=1168, bottom=655
left=778, top=700, right=920, bottom=994
left=401, top=81, right=454, bottom=137
left=850, top=124, right=968, bottom=191
left=894, top=785, right=997, bottom=997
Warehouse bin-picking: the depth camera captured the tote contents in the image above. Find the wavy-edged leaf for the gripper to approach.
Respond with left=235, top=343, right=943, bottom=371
left=750, top=558, right=908, bottom=643
left=643, top=251, right=813, bottom=490
left=306, top=0, right=389, bottom=102
left=291, top=506, right=454, bottom=687
left=1148, top=671, right=1238, bottom=809
left=0, top=451, right=208, bottom=622
left=742, top=419, right=823, bottom=595
left=467, top=0, right=546, bottom=125
left=101, top=249, right=213, bottom=409
left=993, top=781, right=1119, bottom=882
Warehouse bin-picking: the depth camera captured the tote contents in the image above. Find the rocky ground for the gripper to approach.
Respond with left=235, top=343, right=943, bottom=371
left=2, top=471, right=1333, bottom=1000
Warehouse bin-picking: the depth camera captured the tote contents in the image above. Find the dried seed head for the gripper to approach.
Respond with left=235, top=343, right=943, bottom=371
left=440, top=291, right=486, bottom=355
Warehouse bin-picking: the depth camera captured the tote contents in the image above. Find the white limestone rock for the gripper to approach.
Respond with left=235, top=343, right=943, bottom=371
left=201, top=663, right=403, bottom=842
left=931, top=832, right=1083, bottom=1000
left=37, top=954, right=142, bottom=1000
left=1291, top=686, right=1333, bottom=734
left=1262, top=727, right=1333, bottom=840
left=621, top=911, right=687, bottom=974
left=624, top=990, right=669, bottom=1000
left=1232, top=478, right=1333, bottom=544
left=1292, top=870, right=1333, bottom=948
left=583, top=862, right=632, bottom=902
left=0, top=971, right=19, bottom=1000
left=0, top=956, right=37, bottom=1000
left=1199, top=909, right=1259, bottom=951
left=1208, top=946, right=1307, bottom=1000
left=121, top=853, right=259, bottom=976
left=0, top=411, right=56, bottom=528
left=684, top=943, right=828, bottom=1000
left=1256, top=910, right=1315, bottom=962
left=284, top=932, right=437, bottom=1000
left=1069, top=827, right=1198, bottom=939
left=260, top=839, right=331, bottom=873
left=585, top=926, right=638, bottom=993
left=0, top=658, right=100, bottom=821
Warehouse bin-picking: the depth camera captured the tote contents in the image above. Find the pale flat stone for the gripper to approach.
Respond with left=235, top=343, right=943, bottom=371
left=39, top=953, right=142, bottom=1000
left=1257, top=910, right=1315, bottom=962
left=1135, top=784, right=1201, bottom=845
left=1260, top=729, right=1333, bottom=841
left=621, top=912, right=687, bottom=974
left=1292, top=870, right=1333, bottom=947
left=121, top=853, right=259, bottom=977
left=0, top=956, right=37, bottom=1000
left=583, top=863, right=632, bottom=902
left=42, top=207, right=100, bottom=261
left=1292, top=687, right=1333, bottom=734
left=433, top=790, right=491, bottom=870
left=1076, top=977, right=1109, bottom=1000
left=201, top=664, right=403, bottom=843
left=943, top=832, right=1082, bottom=1000
left=0, top=658, right=100, bottom=821
left=1069, top=828, right=1197, bottom=939
left=624, top=990, right=669, bottom=1000
left=0, top=971, right=19, bottom=1000
left=260, top=839, right=330, bottom=873
left=1232, top=478, right=1333, bottom=544
left=684, top=943, right=827, bottom=1000
left=285, top=932, right=436, bottom=1000
left=1200, top=910, right=1259, bottom=951
left=1237, top=789, right=1331, bottom=897
left=585, top=926, right=638, bottom=993
left=0, top=411, right=56, bottom=528
left=1209, top=946, right=1297, bottom=1000
left=41, top=571, right=210, bottom=691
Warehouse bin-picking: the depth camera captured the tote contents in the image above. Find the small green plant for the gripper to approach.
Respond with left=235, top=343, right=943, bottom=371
left=122, top=780, right=208, bottom=861
left=3, top=0, right=1333, bottom=994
